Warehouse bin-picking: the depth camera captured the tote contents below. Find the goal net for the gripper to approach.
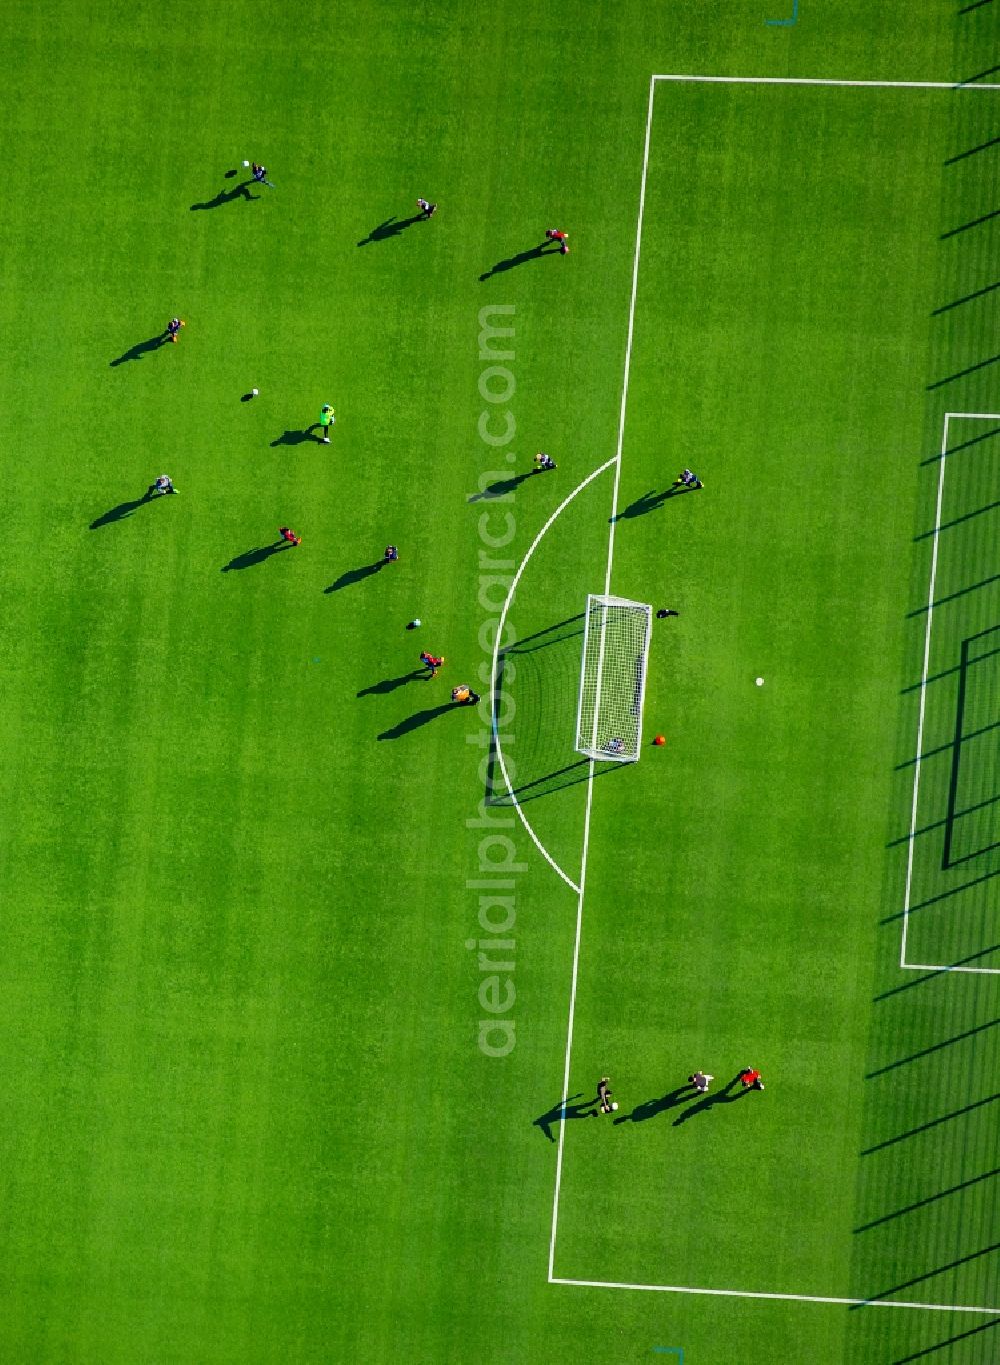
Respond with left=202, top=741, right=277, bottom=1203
left=574, top=594, right=653, bottom=762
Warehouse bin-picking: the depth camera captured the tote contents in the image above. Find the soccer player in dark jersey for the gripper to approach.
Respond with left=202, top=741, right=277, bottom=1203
left=148, top=474, right=177, bottom=497
left=166, top=318, right=185, bottom=344
left=545, top=229, right=569, bottom=255
left=533, top=452, right=557, bottom=473
left=383, top=545, right=399, bottom=562
left=597, top=1077, right=617, bottom=1114
left=417, top=198, right=437, bottom=218
left=673, top=468, right=703, bottom=490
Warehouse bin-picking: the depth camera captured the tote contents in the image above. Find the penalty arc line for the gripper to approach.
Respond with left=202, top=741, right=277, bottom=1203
left=489, top=456, right=618, bottom=897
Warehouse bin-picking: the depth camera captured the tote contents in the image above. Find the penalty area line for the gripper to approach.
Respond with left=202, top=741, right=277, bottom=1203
left=651, top=73, right=1000, bottom=91
left=901, top=411, right=1000, bottom=975
left=550, top=1276, right=1000, bottom=1315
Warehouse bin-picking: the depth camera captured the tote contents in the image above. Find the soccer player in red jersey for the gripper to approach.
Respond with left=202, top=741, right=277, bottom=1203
left=278, top=526, right=301, bottom=546
left=739, top=1068, right=764, bottom=1091
left=420, top=651, right=444, bottom=677
left=545, top=229, right=569, bottom=255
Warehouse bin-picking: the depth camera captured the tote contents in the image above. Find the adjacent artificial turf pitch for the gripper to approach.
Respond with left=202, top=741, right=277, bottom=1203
left=2, top=2, right=999, bottom=1361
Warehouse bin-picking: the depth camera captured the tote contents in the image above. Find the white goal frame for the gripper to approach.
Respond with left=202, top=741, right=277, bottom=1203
left=574, top=594, right=653, bottom=762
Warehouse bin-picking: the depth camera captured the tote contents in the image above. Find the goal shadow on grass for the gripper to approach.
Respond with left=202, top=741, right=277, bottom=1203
left=487, top=615, right=624, bottom=806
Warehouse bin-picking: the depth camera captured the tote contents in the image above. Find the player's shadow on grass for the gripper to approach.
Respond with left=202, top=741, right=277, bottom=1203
left=533, top=1093, right=599, bottom=1142
left=271, top=428, right=325, bottom=447
left=479, top=241, right=560, bottom=281
left=613, top=1085, right=694, bottom=1125
left=468, top=472, right=535, bottom=502
left=190, top=181, right=260, bottom=210
left=221, top=543, right=292, bottom=572
left=89, top=493, right=152, bottom=528
left=378, top=703, right=454, bottom=740
left=612, top=486, right=690, bottom=521
left=357, top=670, right=424, bottom=697
left=671, top=1075, right=749, bottom=1126
left=325, top=560, right=387, bottom=592
left=357, top=214, right=423, bottom=245
left=109, top=333, right=170, bottom=366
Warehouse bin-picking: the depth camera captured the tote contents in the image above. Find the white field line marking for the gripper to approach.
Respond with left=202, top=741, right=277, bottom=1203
left=489, top=457, right=617, bottom=897
left=905, top=962, right=1000, bottom=976
left=550, top=74, right=1000, bottom=1312
left=552, top=1277, right=1000, bottom=1316
left=652, top=74, right=1000, bottom=91
left=900, top=413, right=951, bottom=968
left=548, top=71, right=657, bottom=1285
left=901, top=412, right=1000, bottom=978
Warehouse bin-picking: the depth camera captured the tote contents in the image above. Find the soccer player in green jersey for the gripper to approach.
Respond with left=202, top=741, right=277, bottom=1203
left=318, top=404, right=335, bottom=444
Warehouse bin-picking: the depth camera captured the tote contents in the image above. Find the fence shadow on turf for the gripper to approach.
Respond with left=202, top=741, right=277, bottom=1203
left=943, top=132, right=1000, bottom=166
left=853, top=1166, right=1000, bottom=1233
left=931, top=280, right=1000, bottom=315
left=848, top=1240, right=1000, bottom=1310
left=487, top=615, right=626, bottom=806
left=890, top=1318, right=1000, bottom=1364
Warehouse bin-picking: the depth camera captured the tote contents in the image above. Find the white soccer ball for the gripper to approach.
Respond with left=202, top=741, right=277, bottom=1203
left=413, top=618, right=421, bottom=627
left=756, top=677, right=764, bottom=687
left=242, top=159, right=250, bottom=167
left=251, top=387, right=259, bottom=396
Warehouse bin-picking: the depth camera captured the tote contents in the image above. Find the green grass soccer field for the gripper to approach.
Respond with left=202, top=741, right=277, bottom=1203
left=2, top=2, right=1000, bottom=1362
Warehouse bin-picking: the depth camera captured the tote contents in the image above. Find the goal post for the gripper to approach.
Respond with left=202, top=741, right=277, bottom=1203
left=574, top=594, right=653, bottom=762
